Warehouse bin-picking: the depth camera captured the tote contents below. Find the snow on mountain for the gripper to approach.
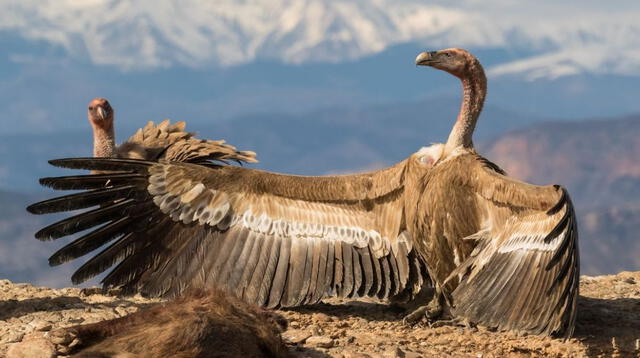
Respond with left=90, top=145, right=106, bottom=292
left=1, top=0, right=640, bottom=78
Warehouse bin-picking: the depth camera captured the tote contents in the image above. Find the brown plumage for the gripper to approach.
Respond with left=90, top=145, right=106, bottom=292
left=52, top=289, right=288, bottom=358
left=410, top=48, right=579, bottom=337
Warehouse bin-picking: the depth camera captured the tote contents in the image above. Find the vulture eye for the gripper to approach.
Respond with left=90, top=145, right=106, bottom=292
left=444, top=52, right=451, bottom=57
left=88, top=106, right=94, bottom=110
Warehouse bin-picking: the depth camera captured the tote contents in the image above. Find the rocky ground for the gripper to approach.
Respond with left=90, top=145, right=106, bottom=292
left=1, top=272, right=639, bottom=358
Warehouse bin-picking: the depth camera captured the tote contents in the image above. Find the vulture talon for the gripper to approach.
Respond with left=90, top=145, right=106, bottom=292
left=402, top=296, right=444, bottom=325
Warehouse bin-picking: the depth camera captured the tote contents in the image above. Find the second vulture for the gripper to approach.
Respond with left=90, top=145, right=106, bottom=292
left=28, top=48, right=579, bottom=337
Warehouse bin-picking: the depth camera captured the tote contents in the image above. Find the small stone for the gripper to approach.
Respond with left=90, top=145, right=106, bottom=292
left=305, top=335, right=334, bottom=348
left=383, top=347, right=405, bottom=358
left=30, top=320, right=52, bottom=332
left=68, top=338, right=81, bottom=348
left=6, top=336, right=56, bottom=358
left=342, top=351, right=372, bottom=358
left=624, top=277, right=636, bottom=284
left=289, top=320, right=300, bottom=328
left=115, top=306, right=129, bottom=316
left=48, top=329, right=77, bottom=345
left=80, top=287, right=103, bottom=296
left=282, top=329, right=312, bottom=344
left=312, top=312, right=332, bottom=322
left=2, top=331, right=25, bottom=344
left=308, top=324, right=323, bottom=335
left=56, top=344, right=72, bottom=355
left=67, top=317, right=85, bottom=324
left=402, top=351, right=422, bottom=358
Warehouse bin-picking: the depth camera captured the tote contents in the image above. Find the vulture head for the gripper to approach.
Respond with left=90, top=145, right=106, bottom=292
left=415, top=48, right=479, bottom=78
left=87, top=98, right=114, bottom=130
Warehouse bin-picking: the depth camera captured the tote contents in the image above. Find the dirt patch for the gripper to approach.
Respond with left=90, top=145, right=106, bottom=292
left=1, top=272, right=639, bottom=357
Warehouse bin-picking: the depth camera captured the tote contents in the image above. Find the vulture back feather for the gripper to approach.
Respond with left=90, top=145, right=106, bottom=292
left=118, top=119, right=257, bottom=164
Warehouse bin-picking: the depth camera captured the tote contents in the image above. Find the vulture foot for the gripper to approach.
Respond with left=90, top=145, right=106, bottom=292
left=401, top=296, right=444, bottom=325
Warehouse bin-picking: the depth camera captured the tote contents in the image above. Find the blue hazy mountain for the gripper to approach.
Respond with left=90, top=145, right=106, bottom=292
left=2, top=39, right=640, bottom=137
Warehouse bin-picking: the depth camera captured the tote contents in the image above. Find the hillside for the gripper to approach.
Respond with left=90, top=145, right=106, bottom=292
left=2, top=271, right=639, bottom=357
left=481, top=116, right=640, bottom=208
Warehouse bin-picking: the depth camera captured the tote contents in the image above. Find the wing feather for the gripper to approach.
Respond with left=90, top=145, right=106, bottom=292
left=369, top=246, right=382, bottom=296
left=352, top=246, right=363, bottom=297
left=450, top=158, right=579, bottom=337
left=339, top=242, right=354, bottom=298
left=267, top=236, right=291, bottom=308
left=245, top=234, right=275, bottom=305
left=357, top=247, right=374, bottom=297
left=235, top=231, right=265, bottom=299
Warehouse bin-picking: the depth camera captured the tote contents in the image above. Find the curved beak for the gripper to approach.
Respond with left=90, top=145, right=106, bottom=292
left=96, top=106, right=107, bottom=120
left=415, top=51, right=437, bottom=66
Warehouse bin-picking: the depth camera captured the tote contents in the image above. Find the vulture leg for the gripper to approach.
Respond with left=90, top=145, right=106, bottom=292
left=401, top=285, right=447, bottom=325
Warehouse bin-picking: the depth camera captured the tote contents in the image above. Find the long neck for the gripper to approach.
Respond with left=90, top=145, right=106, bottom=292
left=445, top=62, right=486, bottom=154
left=92, top=123, right=115, bottom=157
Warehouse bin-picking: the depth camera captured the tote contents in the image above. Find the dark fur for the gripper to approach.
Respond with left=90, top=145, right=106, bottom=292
left=62, top=290, right=289, bottom=358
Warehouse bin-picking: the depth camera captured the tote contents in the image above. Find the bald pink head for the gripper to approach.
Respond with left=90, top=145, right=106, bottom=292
left=415, top=48, right=481, bottom=79
left=87, top=98, right=115, bottom=158
left=88, top=98, right=114, bottom=131
left=415, top=48, right=487, bottom=153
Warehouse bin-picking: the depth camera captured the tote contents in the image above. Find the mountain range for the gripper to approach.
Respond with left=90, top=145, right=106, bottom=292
left=3, top=0, right=640, bottom=77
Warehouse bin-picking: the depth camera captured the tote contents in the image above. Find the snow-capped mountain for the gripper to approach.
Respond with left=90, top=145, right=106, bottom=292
left=2, top=0, right=640, bottom=78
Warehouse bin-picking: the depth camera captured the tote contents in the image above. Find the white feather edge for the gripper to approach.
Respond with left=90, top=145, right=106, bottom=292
left=146, top=170, right=406, bottom=258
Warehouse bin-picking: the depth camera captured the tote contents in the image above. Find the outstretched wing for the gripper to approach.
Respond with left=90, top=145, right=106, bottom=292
left=27, top=158, right=428, bottom=308
left=449, top=159, right=579, bottom=337
left=118, top=119, right=257, bottom=164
